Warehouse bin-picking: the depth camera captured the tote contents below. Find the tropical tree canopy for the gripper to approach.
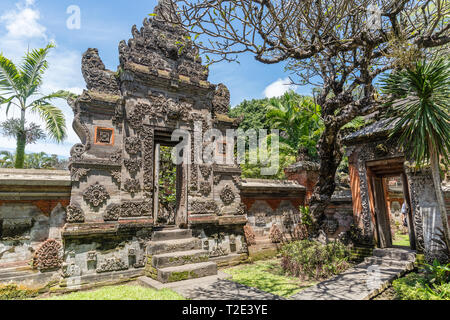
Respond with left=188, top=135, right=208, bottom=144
left=0, top=43, right=75, bottom=168
left=381, top=58, right=450, bottom=167
left=266, top=91, right=323, bottom=160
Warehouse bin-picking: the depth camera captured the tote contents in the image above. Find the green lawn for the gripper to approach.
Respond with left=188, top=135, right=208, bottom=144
left=223, top=259, right=316, bottom=298
left=392, top=231, right=410, bottom=247
left=42, top=285, right=185, bottom=300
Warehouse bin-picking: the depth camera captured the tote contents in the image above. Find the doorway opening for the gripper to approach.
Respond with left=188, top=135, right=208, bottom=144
left=367, top=158, right=416, bottom=250
left=153, top=131, right=182, bottom=227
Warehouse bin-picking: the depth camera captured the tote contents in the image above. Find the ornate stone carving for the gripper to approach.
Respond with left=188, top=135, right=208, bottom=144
left=321, top=216, right=340, bottom=235
left=120, top=201, right=152, bottom=217
left=199, top=164, right=212, bottom=179
left=220, top=185, right=235, bottom=206
left=66, top=203, right=85, bottom=223
left=96, top=257, right=128, bottom=273
left=110, top=150, right=122, bottom=164
left=104, top=203, right=121, bottom=221
left=70, top=167, right=90, bottom=182
left=83, top=182, right=109, bottom=207
left=70, top=143, right=86, bottom=161
left=110, top=170, right=121, bottom=184
left=33, top=239, right=63, bottom=271
left=124, top=158, right=142, bottom=175
left=236, top=203, right=247, bottom=215
left=123, top=178, right=141, bottom=195
left=199, top=182, right=212, bottom=197
left=140, top=126, right=154, bottom=197
left=125, top=137, right=142, bottom=155
left=213, top=175, right=221, bottom=185
left=269, top=225, right=283, bottom=243
left=190, top=200, right=218, bottom=214
left=243, top=224, right=256, bottom=245
left=81, top=48, right=120, bottom=95
left=212, top=83, right=230, bottom=114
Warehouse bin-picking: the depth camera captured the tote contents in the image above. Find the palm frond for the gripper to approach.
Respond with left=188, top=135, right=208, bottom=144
left=28, top=90, right=77, bottom=109
left=381, top=58, right=450, bottom=167
left=20, top=43, right=55, bottom=97
left=0, top=54, right=21, bottom=95
left=30, top=102, right=67, bottom=142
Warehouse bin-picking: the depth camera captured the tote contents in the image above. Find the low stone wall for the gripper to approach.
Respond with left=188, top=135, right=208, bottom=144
left=0, top=169, right=70, bottom=269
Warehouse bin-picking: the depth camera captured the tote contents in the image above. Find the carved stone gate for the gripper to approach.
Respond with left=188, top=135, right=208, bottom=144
left=63, top=1, right=247, bottom=280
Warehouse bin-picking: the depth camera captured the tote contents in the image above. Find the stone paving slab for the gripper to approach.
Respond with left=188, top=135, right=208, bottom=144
left=138, top=273, right=285, bottom=300
left=290, top=261, right=414, bottom=300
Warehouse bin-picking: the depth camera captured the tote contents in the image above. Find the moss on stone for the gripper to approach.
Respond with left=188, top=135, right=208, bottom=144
left=167, top=271, right=198, bottom=283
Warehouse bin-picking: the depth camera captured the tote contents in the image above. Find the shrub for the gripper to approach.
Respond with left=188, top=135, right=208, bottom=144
left=393, top=272, right=450, bottom=300
left=0, top=284, right=38, bottom=300
left=280, top=240, right=351, bottom=280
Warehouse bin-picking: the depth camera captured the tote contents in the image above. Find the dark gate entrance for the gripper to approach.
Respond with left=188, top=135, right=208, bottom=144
left=367, top=158, right=416, bottom=250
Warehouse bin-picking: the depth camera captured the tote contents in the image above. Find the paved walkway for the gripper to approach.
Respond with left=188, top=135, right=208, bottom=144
left=138, top=272, right=285, bottom=300
left=139, top=248, right=415, bottom=300
left=290, top=248, right=415, bottom=300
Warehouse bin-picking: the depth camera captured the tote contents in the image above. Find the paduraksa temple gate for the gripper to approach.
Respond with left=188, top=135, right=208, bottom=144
left=64, top=1, right=246, bottom=283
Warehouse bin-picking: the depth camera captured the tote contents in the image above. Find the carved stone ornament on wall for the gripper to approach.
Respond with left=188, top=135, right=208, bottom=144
left=120, top=201, right=152, bottom=217
left=83, top=182, right=109, bottom=207
left=321, top=216, right=340, bottom=235
left=66, top=203, right=85, bottom=223
left=199, top=182, right=212, bottom=197
left=125, top=137, right=142, bottom=155
left=123, top=178, right=141, bottom=195
left=104, top=203, right=121, bottom=221
left=110, top=150, right=122, bottom=164
left=70, top=167, right=90, bottom=182
left=110, top=170, right=121, bottom=184
left=33, top=239, right=63, bottom=271
left=124, top=158, right=142, bottom=175
left=190, top=200, right=218, bottom=214
left=220, top=185, right=235, bottom=206
left=96, top=257, right=128, bottom=273
left=199, top=164, right=212, bottom=179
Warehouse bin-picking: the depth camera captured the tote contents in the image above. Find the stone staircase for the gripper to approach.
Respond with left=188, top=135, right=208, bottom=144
left=364, top=248, right=416, bottom=269
left=144, top=227, right=217, bottom=283
left=291, top=247, right=416, bottom=300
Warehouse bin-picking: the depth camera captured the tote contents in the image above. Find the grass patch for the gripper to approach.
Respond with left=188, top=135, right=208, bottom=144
left=393, top=272, right=450, bottom=300
left=392, top=231, right=410, bottom=247
left=223, top=259, right=316, bottom=298
left=41, top=285, right=185, bottom=300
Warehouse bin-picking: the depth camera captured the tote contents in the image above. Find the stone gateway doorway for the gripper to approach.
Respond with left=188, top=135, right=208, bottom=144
left=366, top=159, right=416, bottom=250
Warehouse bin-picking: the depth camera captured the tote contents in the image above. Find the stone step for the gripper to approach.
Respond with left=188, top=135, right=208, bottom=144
left=157, top=261, right=218, bottom=283
left=152, top=229, right=192, bottom=241
left=0, top=269, right=36, bottom=280
left=147, top=237, right=202, bottom=256
left=152, top=249, right=209, bottom=269
left=373, top=248, right=416, bottom=261
left=364, top=256, right=414, bottom=269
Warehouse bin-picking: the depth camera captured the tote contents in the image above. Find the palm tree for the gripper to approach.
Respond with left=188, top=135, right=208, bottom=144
left=266, top=91, right=323, bottom=159
left=0, top=150, right=15, bottom=168
left=381, top=58, right=450, bottom=252
left=0, top=43, right=73, bottom=168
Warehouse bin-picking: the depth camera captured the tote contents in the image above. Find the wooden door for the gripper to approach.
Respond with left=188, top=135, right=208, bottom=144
left=372, top=177, right=392, bottom=248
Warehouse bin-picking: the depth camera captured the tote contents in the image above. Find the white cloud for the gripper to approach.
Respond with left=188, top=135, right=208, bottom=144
left=263, top=78, right=297, bottom=98
left=0, top=0, right=85, bottom=157
left=0, top=1, right=46, bottom=39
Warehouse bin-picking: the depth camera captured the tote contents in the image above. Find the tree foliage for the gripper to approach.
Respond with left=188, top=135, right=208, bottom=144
left=164, top=0, right=449, bottom=220
left=0, top=43, right=76, bottom=168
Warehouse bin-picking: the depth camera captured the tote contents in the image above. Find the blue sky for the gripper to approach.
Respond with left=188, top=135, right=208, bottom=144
left=0, top=0, right=314, bottom=157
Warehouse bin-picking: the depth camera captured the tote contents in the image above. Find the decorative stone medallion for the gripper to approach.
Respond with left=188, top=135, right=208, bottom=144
left=220, top=185, right=235, bottom=206
left=66, top=204, right=85, bottom=223
left=83, top=182, right=109, bottom=207
left=123, top=178, right=141, bottom=195
left=104, top=203, right=121, bottom=221
left=125, top=137, right=141, bottom=155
